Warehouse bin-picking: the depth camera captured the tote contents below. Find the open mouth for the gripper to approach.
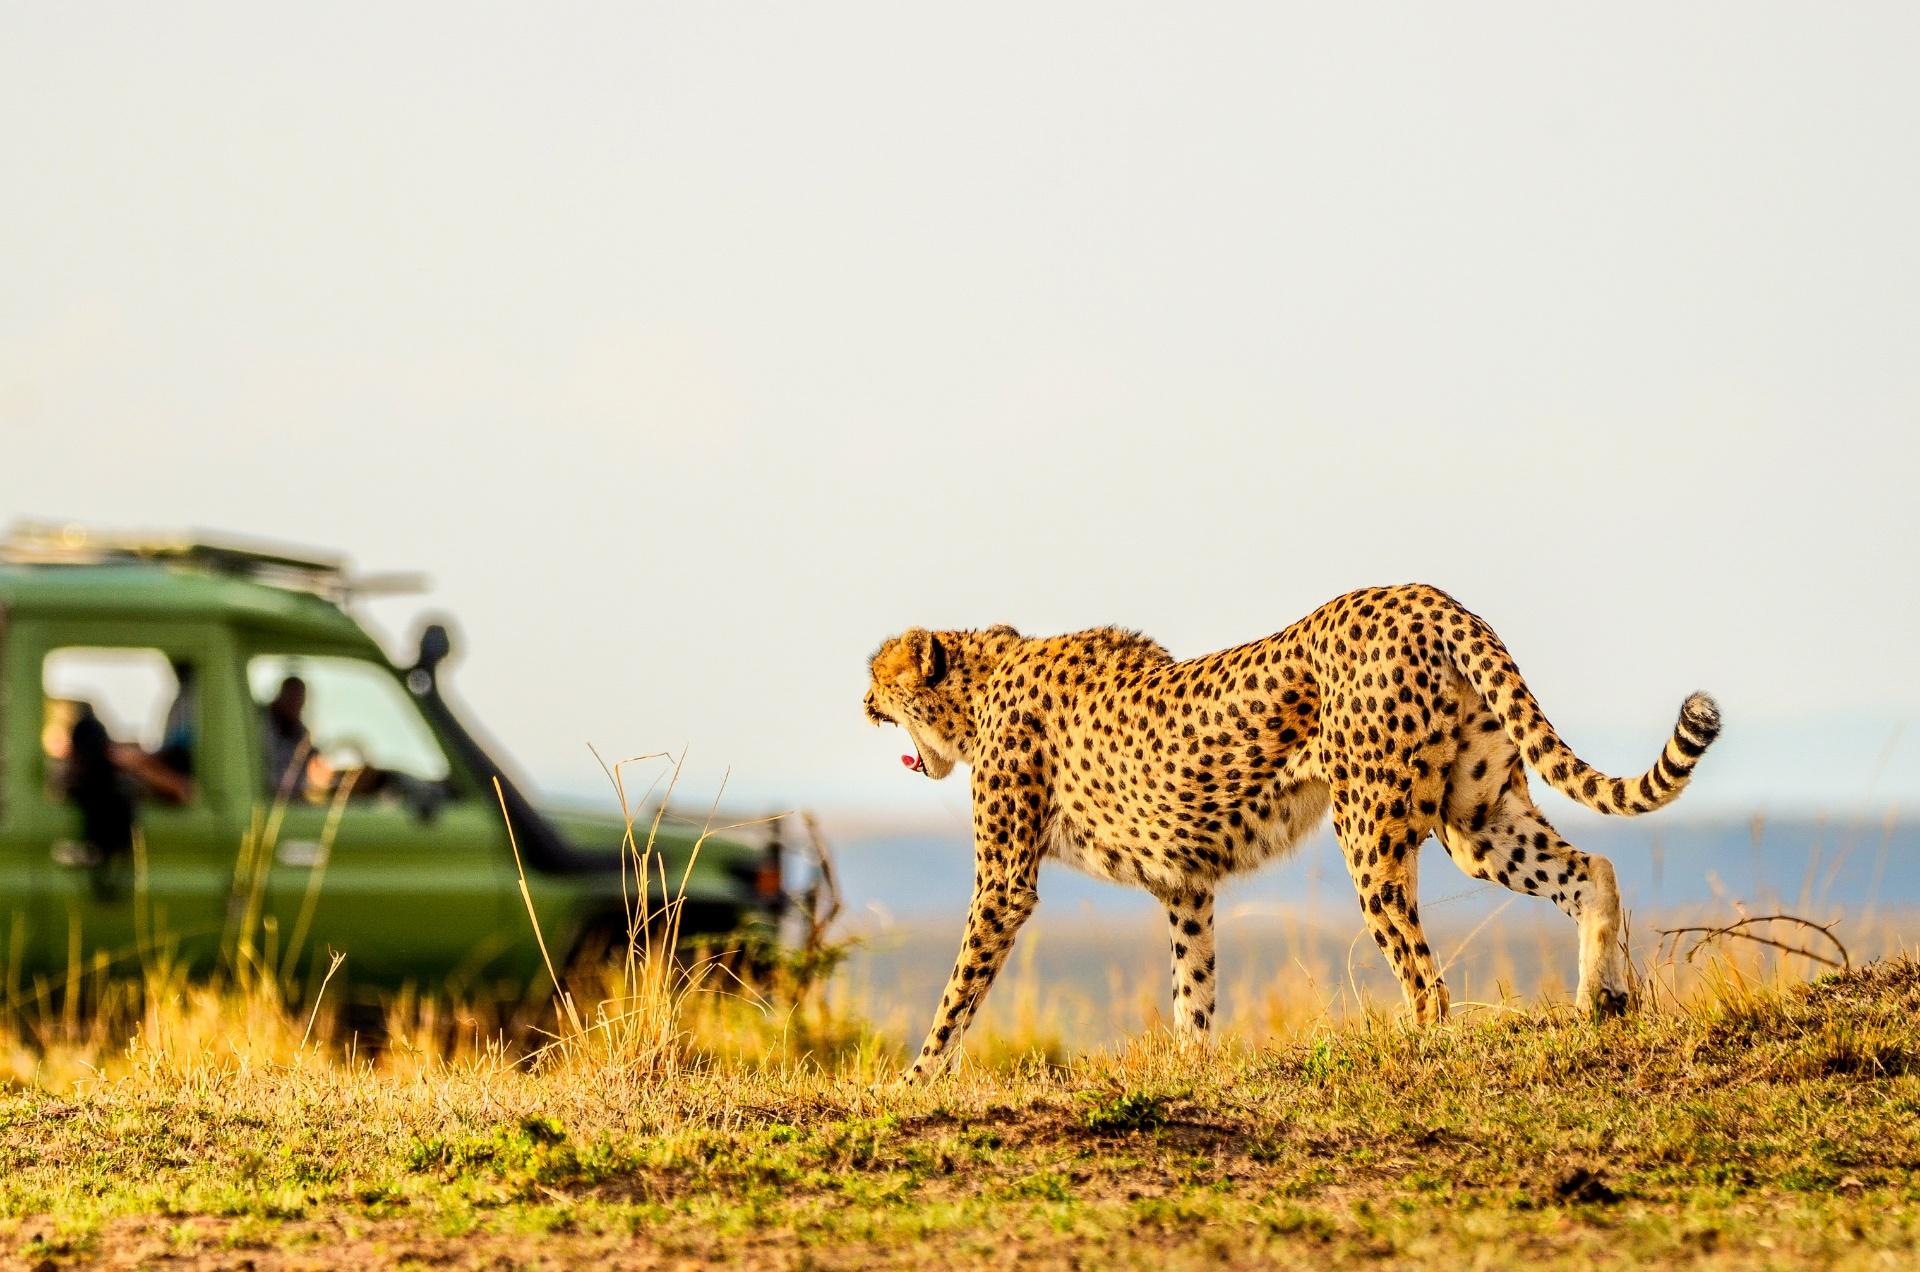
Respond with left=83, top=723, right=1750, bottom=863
left=901, top=750, right=927, bottom=775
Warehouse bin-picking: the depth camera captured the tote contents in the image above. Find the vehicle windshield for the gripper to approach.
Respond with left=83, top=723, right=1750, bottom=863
left=247, top=654, right=453, bottom=801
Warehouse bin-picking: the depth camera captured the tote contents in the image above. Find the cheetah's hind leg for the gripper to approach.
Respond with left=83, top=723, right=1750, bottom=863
left=1439, top=791, right=1631, bottom=1019
left=1331, top=794, right=1450, bottom=1025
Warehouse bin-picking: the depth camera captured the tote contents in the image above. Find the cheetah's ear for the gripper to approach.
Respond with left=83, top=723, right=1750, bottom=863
left=924, top=633, right=948, bottom=687
left=894, top=628, right=949, bottom=689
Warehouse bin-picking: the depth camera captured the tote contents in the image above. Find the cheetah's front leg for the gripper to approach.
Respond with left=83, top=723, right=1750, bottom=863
left=903, top=866, right=1038, bottom=1083
left=1164, top=888, right=1218, bottom=1042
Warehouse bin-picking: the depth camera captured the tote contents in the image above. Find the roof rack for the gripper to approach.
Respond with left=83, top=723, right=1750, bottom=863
left=1, top=521, right=426, bottom=602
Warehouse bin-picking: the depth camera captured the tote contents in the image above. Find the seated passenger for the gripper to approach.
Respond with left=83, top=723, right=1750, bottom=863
left=65, top=704, right=134, bottom=865
left=107, top=658, right=198, bottom=805
left=263, top=675, right=312, bottom=799
left=153, top=660, right=197, bottom=782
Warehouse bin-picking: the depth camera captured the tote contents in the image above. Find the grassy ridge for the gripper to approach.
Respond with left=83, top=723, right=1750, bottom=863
left=0, top=959, right=1914, bottom=1268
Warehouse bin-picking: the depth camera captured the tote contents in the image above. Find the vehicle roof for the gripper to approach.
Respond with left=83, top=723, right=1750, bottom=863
left=0, top=561, right=379, bottom=648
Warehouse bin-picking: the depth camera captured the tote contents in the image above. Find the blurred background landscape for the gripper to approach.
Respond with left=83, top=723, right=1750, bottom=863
left=4, top=4, right=1915, bottom=1041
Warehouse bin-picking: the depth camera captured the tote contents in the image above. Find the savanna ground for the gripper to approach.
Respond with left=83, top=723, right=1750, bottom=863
left=0, top=933, right=1915, bottom=1271
left=0, top=787, right=1913, bottom=1270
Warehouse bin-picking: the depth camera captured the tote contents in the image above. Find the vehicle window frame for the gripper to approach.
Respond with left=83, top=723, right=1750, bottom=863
left=6, top=618, right=232, bottom=820
left=235, top=639, right=475, bottom=803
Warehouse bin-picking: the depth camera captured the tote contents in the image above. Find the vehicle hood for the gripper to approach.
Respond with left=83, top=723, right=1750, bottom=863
left=538, top=803, right=763, bottom=873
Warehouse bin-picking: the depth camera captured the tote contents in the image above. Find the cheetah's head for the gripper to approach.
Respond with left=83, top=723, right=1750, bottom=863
left=864, top=627, right=975, bottom=781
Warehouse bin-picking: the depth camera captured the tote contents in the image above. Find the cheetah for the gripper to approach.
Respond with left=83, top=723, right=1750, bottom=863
left=863, top=584, right=1720, bottom=1081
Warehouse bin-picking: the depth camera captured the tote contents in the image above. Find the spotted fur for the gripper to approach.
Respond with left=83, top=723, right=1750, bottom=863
left=864, top=584, right=1720, bottom=1081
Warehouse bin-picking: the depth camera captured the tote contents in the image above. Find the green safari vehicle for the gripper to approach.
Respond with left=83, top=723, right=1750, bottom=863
left=0, top=524, right=789, bottom=998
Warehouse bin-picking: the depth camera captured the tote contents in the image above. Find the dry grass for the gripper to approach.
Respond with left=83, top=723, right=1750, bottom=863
left=0, top=951, right=1915, bottom=1269
left=0, top=773, right=1913, bottom=1267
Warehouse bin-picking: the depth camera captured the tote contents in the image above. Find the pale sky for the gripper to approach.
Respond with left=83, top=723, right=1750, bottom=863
left=3, top=4, right=1916, bottom=821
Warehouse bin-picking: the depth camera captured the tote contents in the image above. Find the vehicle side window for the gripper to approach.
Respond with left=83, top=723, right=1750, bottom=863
left=41, top=647, right=199, bottom=808
left=246, top=655, right=454, bottom=803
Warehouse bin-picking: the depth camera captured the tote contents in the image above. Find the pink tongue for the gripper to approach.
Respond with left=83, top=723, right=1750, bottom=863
left=901, top=754, right=924, bottom=772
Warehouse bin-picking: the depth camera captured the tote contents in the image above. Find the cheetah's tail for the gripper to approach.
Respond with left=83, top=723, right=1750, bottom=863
left=1448, top=610, right=1721, bottom=816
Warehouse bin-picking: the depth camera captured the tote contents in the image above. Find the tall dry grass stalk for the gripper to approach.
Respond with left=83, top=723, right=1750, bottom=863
left=501, top=750, right=797, bottom=1087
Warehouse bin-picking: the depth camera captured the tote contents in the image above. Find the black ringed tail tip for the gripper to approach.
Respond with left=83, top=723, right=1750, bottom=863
left=1680, top=692, right=1722, bottom=743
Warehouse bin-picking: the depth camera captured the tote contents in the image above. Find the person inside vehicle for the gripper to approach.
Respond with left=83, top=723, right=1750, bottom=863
left=64, top=703, right=135, bottom=867
left=153, top=659, right=197, bottom=783
left=259, top=672, right=404, bottom=805
left=80, top=659, right=197, bottom=806
left=263, top=675, right=312, bottom=799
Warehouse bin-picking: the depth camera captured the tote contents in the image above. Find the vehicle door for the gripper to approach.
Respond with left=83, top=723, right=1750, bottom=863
left=237, top=647, right=513, bottom=988
left=10, top=618, right=244, bottom=980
